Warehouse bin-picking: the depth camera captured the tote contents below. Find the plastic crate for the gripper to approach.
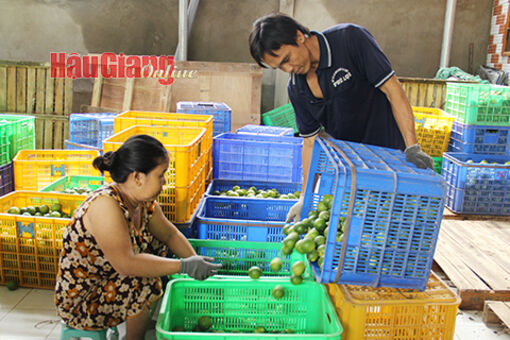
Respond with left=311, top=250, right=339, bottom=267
left=261, top=103, right=298, bottom=133
left=445, top=82, right=510, bottom=126
left=104, top=125, right=208, bottom=223
left=172, top=239, right=312, bottom=280
left=213, top=133, right=303, bottom=183
left=156, top=278, right=343, bottom=338
left=412, top=107, right=454, bottom=157
left=449, top=121, right=510, bottom=155
left=176, top=102, right=231, bottom=136
left=303, top=137, right=445, bottom=290
left=13, top=150, right=101, bottom=191
left=442, top=152, right=510, bottom=215
left=40, top=175, right=104, bottom=193
left=64, top=140, right=103, bottom=153
left=68, top=113, right=117, bottom=149
left=237, top=124, right=294, bottom=137
left=0, top=162, right=14, bottom=196
left=0, top=191, right=86, bottom=289
left=433, top=157, right=442, bottom=175
left=326, top=272, right=460, bottom=340
left=205, top=179, right=301, bottom=198
left=0, top=114, right=36, bottom=166
left=196, top=197, right=295, bottom=242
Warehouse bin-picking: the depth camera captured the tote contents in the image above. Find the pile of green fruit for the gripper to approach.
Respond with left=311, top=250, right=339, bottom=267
left=173, top=315, right=295, bottom=333
left=212, top=185, right=300, bottom=199
left=6, top=202, right=72, bottom=218
left=57, top=186, right=93, bottom=195
left=281, top=194, right=345, bottom=271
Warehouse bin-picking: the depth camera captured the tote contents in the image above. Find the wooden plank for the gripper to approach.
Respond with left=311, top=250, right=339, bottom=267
left=35, top=68, right=46, bottom=114
left=43, top=116, right=54, bottom=149
left=53, top=120, right=63, bottom=149
left=122, top=77, right=134, bottom=111
left=0, top=67, right=6, bottom=111
left=6, top=67, right=16, bottom=112
left=91, top=75, right=103, bottom=107
left=80, top=105, right=121, bottom=114
left=64, top=78, right=73, bottom=115
left=460, top=290, right=510, bottom=311
left=45, top=74, right=54, bottom=114
left=54, top=78, right=64, bottom=114
left=16, top=67, right=26, bottom=112
left=26, top=67, right=36, bottom=114
left=35, top=117, right=45, bottom=149
left=483, top=301, right=510, bottom=328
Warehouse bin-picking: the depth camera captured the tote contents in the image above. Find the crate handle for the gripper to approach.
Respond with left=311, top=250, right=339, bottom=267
left=484, top=129, right=498, bottom=135
left=51, top=164, right=66, bottom=176
left=197, top=103, right=215, bottom=107
left=16, top=221, right=35, bottom=238
left=414, top=116, right=426, bottom=127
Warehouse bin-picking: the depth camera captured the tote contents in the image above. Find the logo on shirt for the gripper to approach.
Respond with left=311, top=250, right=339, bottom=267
left=331, top=67, right=352, bottom=87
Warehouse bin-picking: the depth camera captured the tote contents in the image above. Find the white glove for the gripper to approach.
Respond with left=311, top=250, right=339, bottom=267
left=286, top=197, right=303, bottom=223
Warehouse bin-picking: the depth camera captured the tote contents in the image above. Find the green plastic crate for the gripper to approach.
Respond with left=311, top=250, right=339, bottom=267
left=171, top=239, right=312, bottom=280
left=445, top=83, right=510, bottom=126
left=40, top=175, right=104, bottom=193
left=156, top=278, right=343, bottom=339
left=433, top=156, right=442, bottom=174
left=0, top=114, right=35, bottom=166
left=261, top=103, right=298, bottom=133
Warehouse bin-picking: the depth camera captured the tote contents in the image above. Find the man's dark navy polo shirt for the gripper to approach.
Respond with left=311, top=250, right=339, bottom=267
left=288, top=24, right=405, bottom=150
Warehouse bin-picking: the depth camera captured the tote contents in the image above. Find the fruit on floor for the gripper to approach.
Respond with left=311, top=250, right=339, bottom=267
left=6, top=280, right=18, bottom=291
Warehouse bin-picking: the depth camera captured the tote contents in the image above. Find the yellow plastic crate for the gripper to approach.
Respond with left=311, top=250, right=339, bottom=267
left=0, top=191, right=86, bottom=289
left=413, top=106, right=455, bottom=157
left=113, top=111, right=213, bottom=175
left=13, top=150, right=101, bottom=191
left=103, top=125, right=208, bottom=223
left=327, top=272, right=460, bottom=340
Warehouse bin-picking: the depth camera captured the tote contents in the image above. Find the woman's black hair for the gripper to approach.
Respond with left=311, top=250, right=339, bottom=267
left=93, top=134, right=168, bottom=183
left=249, top=12, right=310, bottom=68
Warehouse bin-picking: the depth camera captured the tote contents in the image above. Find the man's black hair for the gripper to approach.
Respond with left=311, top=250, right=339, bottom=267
left=249, top=13, right=310, bottom=68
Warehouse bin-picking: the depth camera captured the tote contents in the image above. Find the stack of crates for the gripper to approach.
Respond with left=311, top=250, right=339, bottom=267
left=65, top=113, right=117, bottom=152
left=412, top=107, right=455, bottom=175
left=301, top=137, right=445, bottom=290
left=110, top=111, right=214, bottom=226
left=196, top=132, right=303, bottom=242
left=236, top=124, right=294, bottom=137
left=176, top=101, right=231, bottom=136
left=0, top=114, right=36, bottom=195
left=443, top=83, right=510, bottom=215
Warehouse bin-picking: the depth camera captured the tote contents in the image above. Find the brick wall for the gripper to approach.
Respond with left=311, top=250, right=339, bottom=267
left=488, top=0, right=510, bottom=71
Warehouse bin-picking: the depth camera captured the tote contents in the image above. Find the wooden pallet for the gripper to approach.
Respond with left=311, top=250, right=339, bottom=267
left=434, top=219, right=510, bottom=310
left=483, top=301, right=510, bottom=330
left=442, top=207, right=510, bottom=221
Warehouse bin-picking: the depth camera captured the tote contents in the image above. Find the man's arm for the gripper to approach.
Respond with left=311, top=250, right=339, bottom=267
left=378, top=74, right=417, bottom=148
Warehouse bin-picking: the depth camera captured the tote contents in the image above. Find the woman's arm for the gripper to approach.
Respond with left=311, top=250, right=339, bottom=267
left=83, top=195, right=182, bottom=277
left=147, top=202, right=197, bottom=258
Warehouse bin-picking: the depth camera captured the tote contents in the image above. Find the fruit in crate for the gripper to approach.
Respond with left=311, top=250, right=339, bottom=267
left=60, top=186, right=93, bottom=195
left=197, top=315, right=212, bottom=331
left=5, top=202, right=71, bottom=218
left=212, top=185, right=300, bottom=199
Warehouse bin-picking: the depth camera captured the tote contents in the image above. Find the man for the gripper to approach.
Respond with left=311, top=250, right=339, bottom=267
left=249, top=13, right=433, bottom=222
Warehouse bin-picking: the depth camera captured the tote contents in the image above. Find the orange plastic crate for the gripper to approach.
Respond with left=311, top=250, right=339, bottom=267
left=0, top=191, right=86, bottom=289
left=413, top=106, right=455, bottom=157
left=113, top=111, right=213, bottom=175
left=13, top=150, right=100, bottom=191
left=103, top=125, right=208, bottom=223
left=327, top=272, right=460, bottom=340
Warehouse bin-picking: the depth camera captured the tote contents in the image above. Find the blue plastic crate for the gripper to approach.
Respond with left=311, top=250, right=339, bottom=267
left=196, top=196, right=295, bottom=242
left=205, top=179, right=301, bottom=198
left=302, top=137, right=445, bottom=291
left=212, top=133, right=303, bottom=183
left=69, top=113, right=117, bottom=148
left=442, top=152, right=510, bottom=215
left=449, top=121, right=510, bottom=155
left=236, top=124, right=294, bottom=136
left=176, top=101, right=231, bottom=136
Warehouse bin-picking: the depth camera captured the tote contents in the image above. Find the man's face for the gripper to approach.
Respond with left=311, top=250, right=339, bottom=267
left=262, top=31, right=312, bottom=75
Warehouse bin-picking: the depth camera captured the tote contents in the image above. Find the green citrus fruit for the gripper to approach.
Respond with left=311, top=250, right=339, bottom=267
left=6, top=280, right=18, bottom=291
left=308, top=210, right=318, bottom=219
left=272, top=285, right=285, bottom=299
left=322, top=194, right=333, bottom=209
left=38, top=205, right=49, bottom=214
left=294, top=223, right=307, bottom=235
left=19, top=207, right=28, bottom=214
left=50, top=211, right=61, bottom=218
left=50, top=203, right=62, bottom=212
left=312, top=218, right=326, bottom=232
left=301, top=238, right=316, bottom=254
left=7, top=207, right=20, bottom=215
left=26, top=206, right=36, bottom=215
left=317, top=201, right=328, bottom=212
left=269, top=257, right=282, bottom=271
left=281, top=245, right=293, bottom=256
left=248, top=266, right=262, bottom=279
left=318, top=256, right=324, bottom=268
left=282, top=224, right=292, bottom=235
left=290, top=274, right=303, bottom=285
left=283, top=328, right=294, bottom=333
left=314, top=235, right=326, bottom=246
left=294, top=239, right=306, bottom=254
left=317, top=244, right=326, bottom=257
left=254, top=326, right=266, bottom=333
left=291, top=261, right=306, bottom=276
left=287, top=231, right=299, bottom=241
left=197, top=316, right=212, bottom=331
left=307, top=250, right=319, bottom=262
left=318, top=211, right=330, bottom=221
left=283, top=236, right=297, bottom=249
left=305, top=228, right=319, bottom=240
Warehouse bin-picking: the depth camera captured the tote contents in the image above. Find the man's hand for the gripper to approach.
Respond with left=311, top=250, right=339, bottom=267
left=405, top=144, right=434, bottom=169
left=286, top=197, right=304, bottom=223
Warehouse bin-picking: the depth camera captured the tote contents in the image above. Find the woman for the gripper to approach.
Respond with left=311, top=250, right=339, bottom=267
left=55, top=134, right=220, bottom=339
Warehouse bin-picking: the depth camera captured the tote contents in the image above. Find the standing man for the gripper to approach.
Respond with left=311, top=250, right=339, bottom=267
left=249, top=13, right=433, bottom=222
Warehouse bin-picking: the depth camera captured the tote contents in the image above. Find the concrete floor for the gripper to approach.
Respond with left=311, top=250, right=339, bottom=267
left=0, top=286, right=508, bottom=339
